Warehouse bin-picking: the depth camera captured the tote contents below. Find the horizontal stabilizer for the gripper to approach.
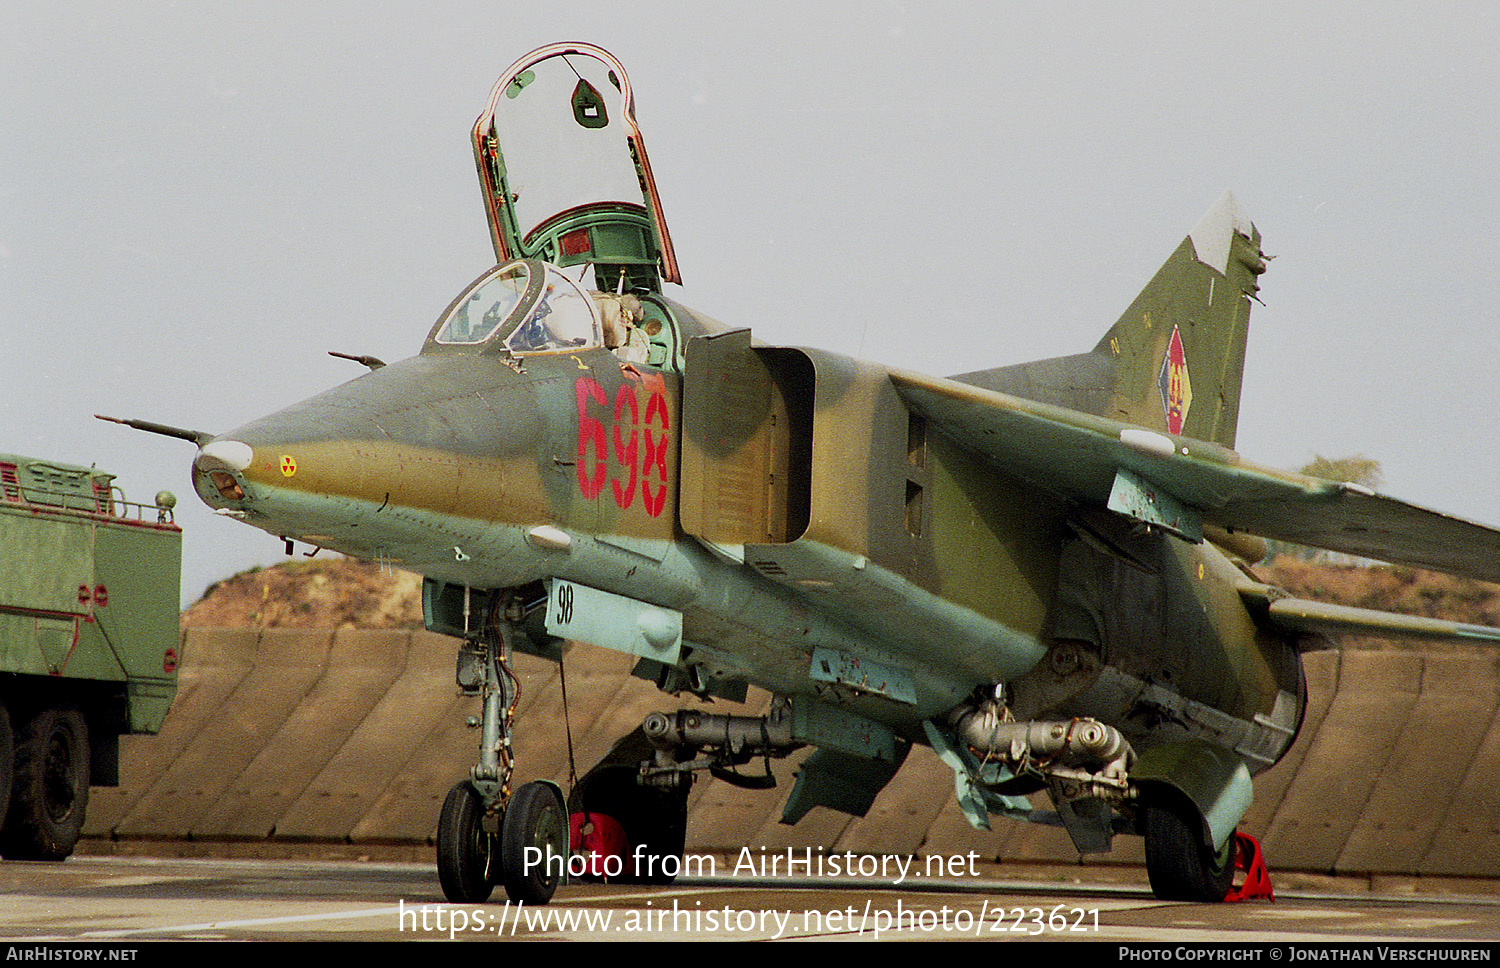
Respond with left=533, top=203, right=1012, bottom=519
left=1240, top=585, right=1500, bottom=648
left=891, top=370, right=1500, bottom=584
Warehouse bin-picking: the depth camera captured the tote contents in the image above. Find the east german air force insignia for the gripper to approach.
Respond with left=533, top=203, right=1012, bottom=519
left=1158, top=325, right=1192, bottom=434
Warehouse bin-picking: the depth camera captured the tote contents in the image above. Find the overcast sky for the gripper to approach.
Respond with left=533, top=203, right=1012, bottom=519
left=4, top=2, right=1497, bottom=604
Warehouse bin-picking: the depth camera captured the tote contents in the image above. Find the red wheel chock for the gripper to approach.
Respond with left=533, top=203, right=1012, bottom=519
left=570, top=811, right=628, bottom=882
left=1225, top=831, right=1273, bottom=902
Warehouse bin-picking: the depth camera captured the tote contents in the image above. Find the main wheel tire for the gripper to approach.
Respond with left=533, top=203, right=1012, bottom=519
left=1143, top=798, right=1236, bottom=902
left=500, top=782, right=567, bottom=905
left=437, top=781, right=495, bottom=903
left=1, top=705, right=89, bottom=861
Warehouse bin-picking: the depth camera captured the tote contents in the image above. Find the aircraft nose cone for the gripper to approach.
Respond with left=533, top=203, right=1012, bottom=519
left=195, top=439, right=254, bottom=474
left=193, top=438, right=255, bottom=506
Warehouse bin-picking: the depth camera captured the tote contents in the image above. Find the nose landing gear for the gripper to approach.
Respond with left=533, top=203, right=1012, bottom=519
left=436, top=591, right=568, bottom=905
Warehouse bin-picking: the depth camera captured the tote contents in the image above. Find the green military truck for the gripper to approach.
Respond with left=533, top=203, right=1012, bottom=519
left=0, top=453, right=180, bottom=859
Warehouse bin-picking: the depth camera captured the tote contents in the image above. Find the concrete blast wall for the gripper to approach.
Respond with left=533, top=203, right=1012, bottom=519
left=87, top=629, right=1500, bottom=878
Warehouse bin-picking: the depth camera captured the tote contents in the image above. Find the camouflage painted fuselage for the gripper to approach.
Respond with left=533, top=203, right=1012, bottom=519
left=194, top=290, right=1304, bottom=775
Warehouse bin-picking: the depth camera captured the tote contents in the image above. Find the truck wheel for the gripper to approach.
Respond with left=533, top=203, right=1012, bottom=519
left=0, top=703, right=14, bottom=825
left=2, top=705, right=90, bottom=861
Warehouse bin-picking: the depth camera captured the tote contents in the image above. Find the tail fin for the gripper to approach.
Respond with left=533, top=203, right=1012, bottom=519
left=951, top=192, right=1267, bottom=448
left=1094, top=190, right=1267, bottom=449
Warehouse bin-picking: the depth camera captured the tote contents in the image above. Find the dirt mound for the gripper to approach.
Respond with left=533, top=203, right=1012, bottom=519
left=181, top=556, right=423, bottom=629
left=1258, top=557, right=1500, bottom=627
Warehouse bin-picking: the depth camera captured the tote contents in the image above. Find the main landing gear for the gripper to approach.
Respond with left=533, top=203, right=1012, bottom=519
left=1141, top=794, right=1237, bottom=903
left=1141, top=796, right=1275, bottom=903
left=436, top=594, right=566, bottom=905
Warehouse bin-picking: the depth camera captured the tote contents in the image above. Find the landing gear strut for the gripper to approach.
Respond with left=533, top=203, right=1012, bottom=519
left=436, top=591, right=566, bottom=905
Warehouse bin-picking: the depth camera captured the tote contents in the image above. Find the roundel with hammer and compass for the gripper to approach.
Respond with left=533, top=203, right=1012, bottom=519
left=1158, top=324, right=1192, bottom=435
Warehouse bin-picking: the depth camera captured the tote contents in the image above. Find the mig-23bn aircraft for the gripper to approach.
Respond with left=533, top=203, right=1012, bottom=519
left=105, top=43, right=1500, bottom=906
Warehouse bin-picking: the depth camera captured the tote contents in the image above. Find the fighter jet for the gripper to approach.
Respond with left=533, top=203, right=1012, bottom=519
left=107, top=42, right=1500, bottom=905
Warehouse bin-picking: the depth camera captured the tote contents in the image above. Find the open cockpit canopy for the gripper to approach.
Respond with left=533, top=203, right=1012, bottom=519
left=425, top=259, right=601, bottom=356
left=473, top=43, right=679, bottom=293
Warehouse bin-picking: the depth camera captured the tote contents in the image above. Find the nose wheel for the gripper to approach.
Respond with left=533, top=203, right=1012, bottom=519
left=436, top=781, right=495, bottom=903
left=499, top=781, right=567, bottom=903
left=438, top=778, right=566, bottom=905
